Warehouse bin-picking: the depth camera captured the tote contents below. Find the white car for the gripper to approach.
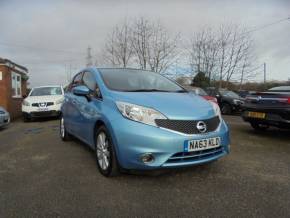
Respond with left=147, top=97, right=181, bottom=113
left=22, top=86, right=64, bottom=121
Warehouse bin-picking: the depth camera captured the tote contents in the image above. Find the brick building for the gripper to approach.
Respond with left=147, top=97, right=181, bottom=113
left=0, top=58, right=29, bottom=119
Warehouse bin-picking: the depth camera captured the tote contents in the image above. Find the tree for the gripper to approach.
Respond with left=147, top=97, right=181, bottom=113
left=103, top=17, right=179, bottom=73
left=193, top=71, right=210, bottom=88
left=188, top=24, right=255, bottom=88
left=103, top=20, right=133, bottom=67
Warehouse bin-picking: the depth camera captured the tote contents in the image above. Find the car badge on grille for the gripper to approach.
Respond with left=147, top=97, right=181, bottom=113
left=39, top=102, right=47, bottom=107
left=196, top=121, right=207, bottom=133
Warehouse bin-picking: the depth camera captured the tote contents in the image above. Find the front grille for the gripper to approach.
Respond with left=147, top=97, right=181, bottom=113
left=166, top=147, right=224, bottom=164
left=155, top=116, right=220, bottom=134
left=32, top=102, right=54, bottom=107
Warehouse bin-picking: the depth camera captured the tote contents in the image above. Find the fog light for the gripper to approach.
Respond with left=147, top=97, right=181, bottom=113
left=140, top=153, right=154, bottom=164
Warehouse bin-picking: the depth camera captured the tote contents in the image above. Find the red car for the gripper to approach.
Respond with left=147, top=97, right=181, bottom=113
left=185, top=86, right=218, bottom=104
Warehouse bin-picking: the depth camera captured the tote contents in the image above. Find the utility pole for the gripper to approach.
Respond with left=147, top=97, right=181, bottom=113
left=86, top=46, right=93, bottom=67
left=263, top=62, right=266, bottom=84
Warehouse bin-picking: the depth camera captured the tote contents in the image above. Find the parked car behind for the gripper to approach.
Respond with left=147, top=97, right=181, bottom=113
left=60, top=68, right=230, bottom=177
left=236, top=90, right=256, bottom=98
left=184, top=86, right=218, bottom=104
left=0, top=106, right=10, bottom=128
left=205, top=87, right=244, bottom=114
left=22, top=86, right=64, bottom=121
left=242, top=86, right=290, bottom=131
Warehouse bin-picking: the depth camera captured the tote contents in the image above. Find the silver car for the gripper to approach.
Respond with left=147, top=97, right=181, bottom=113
left=0, top=107, right=10, bottom=128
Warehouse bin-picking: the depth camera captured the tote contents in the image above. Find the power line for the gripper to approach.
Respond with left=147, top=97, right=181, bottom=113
left=243, top=17, right=290, bottom=35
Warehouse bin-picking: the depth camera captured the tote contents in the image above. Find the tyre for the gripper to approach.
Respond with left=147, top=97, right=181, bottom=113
left=221, top=103, right=232, bottom=115
left=60, top=116, right=71, bottom=141
left=250, top=122, right=269, bottom=131
left=95, top=125, right=120, bottom=177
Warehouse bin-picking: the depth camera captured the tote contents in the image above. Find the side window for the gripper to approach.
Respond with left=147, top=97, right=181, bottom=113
left=68, top=72, right=83, bottom=91
left=73, top=73, right=83, bottom=86
left=83, top=72, right=96, bottom=91
left=83, top=71, right=102, bottom=99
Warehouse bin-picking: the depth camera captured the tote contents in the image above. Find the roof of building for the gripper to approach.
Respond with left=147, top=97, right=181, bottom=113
left=0, top=57, right=28, bottom=73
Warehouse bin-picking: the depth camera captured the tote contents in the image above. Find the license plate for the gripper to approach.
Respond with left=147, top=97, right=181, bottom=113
left=38, top=107, right=49, bottom=112
left=184, top=137, right=221, bottom=152
left=247, top=111, right=266, bottom=119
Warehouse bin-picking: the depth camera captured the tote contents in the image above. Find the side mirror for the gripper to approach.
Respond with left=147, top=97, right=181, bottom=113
left=72, top=86, right=90, bottom=97
left=215, top=94, right=220, bottom=98
left=22, top=94, right=27, bottom=98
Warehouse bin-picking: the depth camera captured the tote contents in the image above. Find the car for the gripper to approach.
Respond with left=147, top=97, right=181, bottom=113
left=242, top=86, right=290, bottom=131
left=0, top=106, right=10, bottom=128
left=205, top=87, right=244, bottom=114
left=60, top=68, right=230, bottom=177
left=236, top=90, right=256, bottom=98
left=22, top=85, right=64, bottom=121
left=184, top=86, right=218, bottom=104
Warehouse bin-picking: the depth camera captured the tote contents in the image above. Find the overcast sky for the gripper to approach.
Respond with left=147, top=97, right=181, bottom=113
left=0, top=0, right=289, bottom=87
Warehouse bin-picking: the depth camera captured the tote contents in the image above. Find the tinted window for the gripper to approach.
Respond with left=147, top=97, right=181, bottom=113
left=83, top=72, right=96, bottom=91
left=99, top=69, right=185, bottom=92
left=30, top=87, right=62, bottom=96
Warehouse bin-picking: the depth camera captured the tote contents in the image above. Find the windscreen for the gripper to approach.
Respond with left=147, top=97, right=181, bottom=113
left=99, top=69, right=185, bottom=92
left=30, top=87, right=62, bottom=96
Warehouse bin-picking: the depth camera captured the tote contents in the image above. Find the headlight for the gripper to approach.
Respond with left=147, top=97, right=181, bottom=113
left=116, top=101, right=167, bottom=126
left=233, top=99, right=240, bottom=105
left=22, top=100, right=30, bottom=106
left=55, top=98, right=64, bottom=105
left=210, top=101, right=222, bottom=119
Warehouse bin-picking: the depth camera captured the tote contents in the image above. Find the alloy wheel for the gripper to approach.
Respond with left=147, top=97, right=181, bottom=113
left=96, top=132, right=110, bottom=170
left=60, top=117, right=65, bottom=138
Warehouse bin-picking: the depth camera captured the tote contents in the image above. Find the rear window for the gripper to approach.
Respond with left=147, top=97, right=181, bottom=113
left=268, top=86, right=290, bottom=91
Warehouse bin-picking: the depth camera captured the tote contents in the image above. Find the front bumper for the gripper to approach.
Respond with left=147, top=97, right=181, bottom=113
left=23, top=111, right=61, bottom=118
left=109, top=118, right=230, bottom=170
left=22, top=104, right=62, bottom=118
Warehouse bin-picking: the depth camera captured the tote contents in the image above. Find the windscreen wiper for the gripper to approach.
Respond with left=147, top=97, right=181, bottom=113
left=125, top=89, right=171, bottom=92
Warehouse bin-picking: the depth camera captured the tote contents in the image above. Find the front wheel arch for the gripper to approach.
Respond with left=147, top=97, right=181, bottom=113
left=93, top=119, right=121, bottom=165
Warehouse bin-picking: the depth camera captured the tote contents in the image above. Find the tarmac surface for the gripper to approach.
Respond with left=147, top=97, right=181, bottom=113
left=0, top=116, right=289, bottom=217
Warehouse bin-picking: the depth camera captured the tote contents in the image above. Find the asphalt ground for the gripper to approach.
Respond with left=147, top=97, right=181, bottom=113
left=0, top=116, right=289, bottom=217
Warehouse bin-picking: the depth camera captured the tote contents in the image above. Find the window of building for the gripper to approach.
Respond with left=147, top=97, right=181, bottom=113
left=12, top=72, right=22, bottom=97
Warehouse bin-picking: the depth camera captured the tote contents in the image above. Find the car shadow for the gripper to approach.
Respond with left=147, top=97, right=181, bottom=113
left=31, top=117, right=60, bottom=122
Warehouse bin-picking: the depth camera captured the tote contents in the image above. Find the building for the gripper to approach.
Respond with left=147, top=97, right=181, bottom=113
left=0, top=58, right=29, bottom=119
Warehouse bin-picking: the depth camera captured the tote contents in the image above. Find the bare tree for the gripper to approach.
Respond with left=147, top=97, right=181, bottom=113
left=188, top=28, right=219, bottom=80
left=103, top=17, right=179, bottom=73
left=146, top=22, right=180, bottom=73
left=103, top=20, right=133, bottom=67
left=188, top=24, right=255, bottom=88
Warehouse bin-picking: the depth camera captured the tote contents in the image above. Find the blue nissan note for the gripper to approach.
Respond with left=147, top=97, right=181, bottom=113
left=60, top=68, right=230, bottom=176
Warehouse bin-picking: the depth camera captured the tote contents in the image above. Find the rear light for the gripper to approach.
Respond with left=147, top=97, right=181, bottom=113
left=287, top=98, right=290, bottom=104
